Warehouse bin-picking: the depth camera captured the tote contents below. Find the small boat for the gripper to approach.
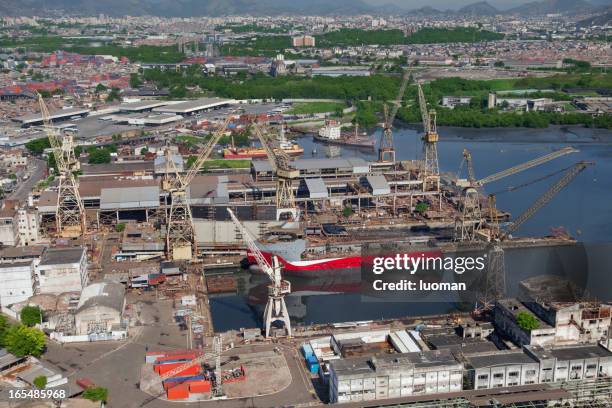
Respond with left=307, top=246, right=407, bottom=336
left=314, top=120, right=375, bottom=148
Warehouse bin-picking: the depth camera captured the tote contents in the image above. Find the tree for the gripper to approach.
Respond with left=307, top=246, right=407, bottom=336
left=25, top=138, right=51, bottom=155
left=4, top=325, right=46, bottom=357
left=106, top=87, right=121, bottom=102
left=516, top=311, right=540, bottom=331
left=95, top=83, right=107, bottom=93
left=88, top=148, right=111, bottom=164
left=20, top=306, right=42, bottom=327
left=342, top=206, right=354, bottom=217
left=33, top=376, right=47, bottom=389
left=0, top=314, right=10, bottom=346
left=129, top=73, right=142, bottom=88
left=83, top=387, right=108, bottom=403
left=115, top=223, right=126, bottom=233
left=494, top=60, right=505, bottom=68
left=415, top=202, right=429, bottom=214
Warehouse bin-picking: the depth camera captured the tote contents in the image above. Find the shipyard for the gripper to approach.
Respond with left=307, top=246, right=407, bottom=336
left=0, top=7, right=611, bottom=408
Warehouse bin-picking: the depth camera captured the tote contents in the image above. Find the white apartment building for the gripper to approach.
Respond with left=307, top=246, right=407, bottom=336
left=0, top=208, right=18, bottom=247
left=0, top=261, right=35, bottom=307
left=17, top=208, right=39, bottom=245
left=35, top=247, right=88, bottom=294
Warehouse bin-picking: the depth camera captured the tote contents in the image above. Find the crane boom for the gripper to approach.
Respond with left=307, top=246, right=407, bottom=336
left=173, top=112, right=236, bottom=190
left=503, top=161, right=592, bottom=238
left=463, top=149, right=476, bottom=185
left=387, top=69, right=410, bottom=127
left=417, top=83, right=431, bottom=135
left=227, top=208, right=276, bottom=283
left=158, top=351, right=216, bottom=381
left=477, top=147, right=578, bottom=186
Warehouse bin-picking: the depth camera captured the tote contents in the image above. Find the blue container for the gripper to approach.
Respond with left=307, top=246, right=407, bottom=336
left=307, top=361, right=319, bottom=374
left=301, top=343, right=314, bottom=359
left=154, top=358, right=192, bottom=365
left=307, top=355, right=318, bottom=364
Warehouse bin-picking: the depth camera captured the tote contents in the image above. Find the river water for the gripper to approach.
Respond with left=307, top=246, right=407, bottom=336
left=210, top=125, right=612, bottom=332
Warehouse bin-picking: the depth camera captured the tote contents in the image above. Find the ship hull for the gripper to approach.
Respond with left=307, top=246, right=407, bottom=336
left=313, top=133, right=375, bottom=148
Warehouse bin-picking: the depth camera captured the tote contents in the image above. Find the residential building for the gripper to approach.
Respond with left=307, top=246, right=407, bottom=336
left=0, top=261, right=35, bottom=307
left=75, top=281, right=126, bottom=335
left=35, top=247, right=88, bottom=294
left=16, top=207, right=39, bottom=245
left=292, top=35, right=315, bottom=47
left=329, top=350, right=463, bottom=403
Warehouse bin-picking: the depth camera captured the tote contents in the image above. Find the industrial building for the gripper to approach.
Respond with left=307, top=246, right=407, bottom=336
left=152, top=98, right=235, bottom=116
left=35, top=247, right=88, bottom=295
left=74, top=281, right=126, bottom=335
left=328, top=350, right=463, bottom=403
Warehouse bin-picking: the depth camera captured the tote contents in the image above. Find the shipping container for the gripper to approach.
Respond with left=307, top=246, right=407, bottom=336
left=307, top=360, right=319, bottom=374
left=301, top=343, right=314, bottom=359
left=156, top=363, right=201, bottom=377
left=167, top=384, right=190, bottom=400
left=189, top=379, right=211, bottom=394
left=163, top=375, right=206, bottom=390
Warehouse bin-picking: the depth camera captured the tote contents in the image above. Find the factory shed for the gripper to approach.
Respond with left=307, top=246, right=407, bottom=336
left=389, top=330, right=421, bottom=353
left=152, top=98, right=235, bottom=115
left=154, top=154, right=184, bottom=174
left=364, top=175, right=391, bottom=196
left=304, top=178, right=328, bottom=199
left=118, top=100, right=168, bottom=112
left=100, top=186, right=160, bottom=210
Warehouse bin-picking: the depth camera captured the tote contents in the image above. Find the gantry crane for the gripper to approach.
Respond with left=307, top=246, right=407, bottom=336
left=227, top=208, right=292, bottom=337
left=455, top=146, right=578, bottom=242
left=158, top=335, right=224, bottom=397
left=379, top=69, right=410, bottom=163
left=479, top=161, right=593, bottom=310
left=164, top=113, right=235, bottom=260
left=250, top=122, right=299, bottom=221
left=417, top=83, right=439, bottom=189
left=38, top=94, right=85, bottom=238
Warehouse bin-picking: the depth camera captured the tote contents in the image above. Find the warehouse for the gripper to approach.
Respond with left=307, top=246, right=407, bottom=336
left=99, top=185, right=161, bottom=223
left=118, top=100, right=169, bottom=113
left=465, top=350, right=540, bottom=390
left=152, top=98, right=235, bottom=116
left=251, top=157, right=370, bottom=181
left=525, top=344, right=612, bottom=383
left=329, top=350, right=463, bottom=403
left=36, top=247, right=88, bottom=295
left=13, top=107, right=90, bottom=127
left=75, top=281, right=126, bottom=335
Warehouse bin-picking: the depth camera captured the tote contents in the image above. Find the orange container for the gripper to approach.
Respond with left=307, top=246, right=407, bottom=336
left=157, top=363, right=201, bottom=377
left=189, top=380, right=211, bottom=393
left=167, top=384, right=190, bottom=400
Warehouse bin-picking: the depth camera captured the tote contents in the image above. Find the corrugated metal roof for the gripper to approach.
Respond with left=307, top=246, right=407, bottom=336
left=100, top=186, right=160, bottom=209
left=252, top=158, right=372, bottom=173
left=304, top=177, right=328, bottom=199
left=365, top=175, right=390, bottom=196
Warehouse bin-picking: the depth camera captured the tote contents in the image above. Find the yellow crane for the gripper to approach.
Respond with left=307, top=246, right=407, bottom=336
left=164, top=113, right=235, bottom=260
left=251, top=122, right=300, bottom=221
left=38, top=94, right=85, bottom=238
left=379, top=69, right=410, bottom=163
left=417, top=83, right=439, bottom=176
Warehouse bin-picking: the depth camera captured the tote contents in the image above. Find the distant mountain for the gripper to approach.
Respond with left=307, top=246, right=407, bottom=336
left=458, top=1, right=500, bottom=15
left=507, top=0, right=596, bottom=15
left=407, top=6, right=446, bottom=16
left=576, top=6, right=612, bottom=26
left=0, top=0, right=381, bottom=17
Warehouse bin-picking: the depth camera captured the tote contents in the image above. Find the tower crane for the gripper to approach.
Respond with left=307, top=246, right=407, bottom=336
left=455, top=146, right=578, bottom=242
left=38, top=94, right=85, bottom=238
left=158, top=335, right=224, bottom=397
left=250, top=122, right=299, bottom=221
left=164, top=113, right=235, bottom=260
left=417, top=83, right=439, bottom=187
left=227, top=208, right=291, bottom=337
left=379, top=69, right=410, bottom=163
left=479, top=161, right=593, bottom=310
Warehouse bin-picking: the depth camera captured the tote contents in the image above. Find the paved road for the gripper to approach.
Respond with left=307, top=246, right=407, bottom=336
left=43, top=296, right=317, bottom=408
left=8, top=157, right=45, bottom=201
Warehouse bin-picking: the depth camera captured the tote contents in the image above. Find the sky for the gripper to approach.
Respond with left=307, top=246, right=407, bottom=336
left=363, top=0, right=556, bottom=11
